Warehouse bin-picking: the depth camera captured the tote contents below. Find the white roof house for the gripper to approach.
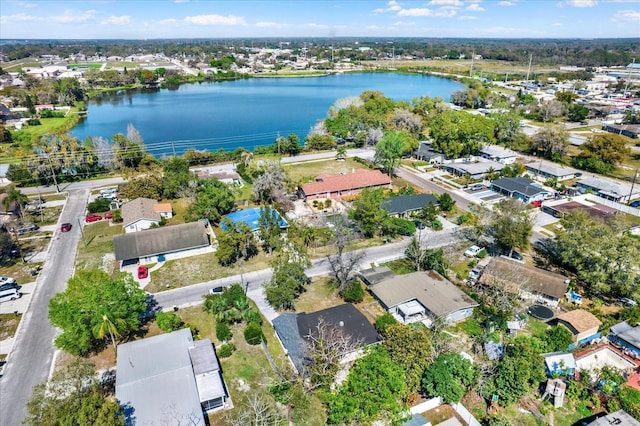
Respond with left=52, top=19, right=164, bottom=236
left=525, top=161, right=579, bottom=182
left=480, top=145, right=519, bottom=165
left=577, top=177, right=640, bottom=203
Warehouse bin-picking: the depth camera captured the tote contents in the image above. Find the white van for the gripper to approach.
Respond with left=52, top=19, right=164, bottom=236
left=0, top=288, right=20, bottom=302
left=100, top=187, right=118, bottom=196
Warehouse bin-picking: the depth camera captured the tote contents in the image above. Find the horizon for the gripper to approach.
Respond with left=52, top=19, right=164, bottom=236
left=1, top=0, right=639, bottom=40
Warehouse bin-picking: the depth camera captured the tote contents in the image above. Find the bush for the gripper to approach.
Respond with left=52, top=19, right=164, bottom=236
left=155, top=311, right=183, bottom=332
left=243, top=308, right=263, bottom=325
left=216, top=322, right=233, bottom=342
left=340, top=281, right=364, bottom=303
left=477, top=249, right=487, bottom=258
left=244, top=322, right=264, bottom=345
left=217, top=342, right=235, bottom=358
left=87, top=198, right=111, bottom=213
left=430, top=218, right=443, bottom=231
left=375, top=313, right=398, bottom=334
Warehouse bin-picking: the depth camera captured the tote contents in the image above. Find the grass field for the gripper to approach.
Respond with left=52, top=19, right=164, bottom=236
left=284, top=158, right=367, bottom=184
left=74, top=220, right=123, bottom=274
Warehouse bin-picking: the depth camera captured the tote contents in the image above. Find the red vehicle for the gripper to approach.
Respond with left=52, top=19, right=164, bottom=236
left=85, top=214, right=102, bottom=222
left=137, top=265, right=148, bottom=279
left=104, top=212, right=114, bottom=219
left=60, top=223, right=72, bottom=232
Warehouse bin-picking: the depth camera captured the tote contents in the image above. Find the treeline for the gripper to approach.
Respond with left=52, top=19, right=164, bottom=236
left=2, top=38, right=638, bottom=67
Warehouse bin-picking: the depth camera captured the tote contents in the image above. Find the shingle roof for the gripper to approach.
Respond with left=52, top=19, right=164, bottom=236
left=491, top=177, right=548, bottom=197
left=525, top=161, right=578, bottom=178
left=121, top=197, right=161, bottom=227
left=301, top=169, right=391, bottom=197
left=358, top=266, right=397, bottom=286
left=443, top=160, right=505, bottom=176
left=578, top=177, right=638, bottom=199
left=480, top=145, right=518, bottom=159
left=113, top=222, right=209, bottom=261
left=369, top=271, right=478, bottom=318
left=382, top=194, right=439, bottom=215
left=479, top=257, right=568, bottom=299
left=557, top=310, right=602, bottom=334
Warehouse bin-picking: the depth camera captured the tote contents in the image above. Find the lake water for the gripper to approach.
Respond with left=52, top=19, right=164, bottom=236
left=71, top=73, right=464, bottom=156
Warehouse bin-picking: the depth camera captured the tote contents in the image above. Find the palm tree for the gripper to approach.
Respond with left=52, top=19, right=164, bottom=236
left=2, top=187, right=28, bottom=220
left=336, top=146, right=347, bottom=161
left=93, top=314, right=125, bottom=350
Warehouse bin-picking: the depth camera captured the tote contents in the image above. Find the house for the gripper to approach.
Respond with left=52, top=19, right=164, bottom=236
left=368, top=271, right=478, bottom=326
left=585, top=410, right=640, bottom=426
left=610, top=321, right=640, bottom=357
left=300, top=169, right=392, bottom=200
left=441, top=159, right=505, bottom=180
left=542, top=200, right=617, bottom=220
left=381, top=194, right=439, bottom=218
left=113, top=221, right=210, bottom=267
left=603, top=123, right=640, bottom=139
left=543, top=352, right=576, bottom=377
left=414, top=141, right=444, bottom=163
left=115, top=328, right=228, bottom=425
left=358, top=265, right=397, bottom=286
left=478, top=258, right=569, bottom=308
left=480, top=145, right=519, bottom=165
left=576, top=177, right=640, bottom=203
left=196, top=169, right=243, bottom=186
left=403, top=413, right=432, bottom=426
left=121, top=197, right=161, bottom=233
left=553, top=310, right=602, bottom=345
left=490, top=177, right=551, bottom=203
left=272, top=303, right=380, bottom=374
left=153, top=203, right=173, bottom=219
left=525, top=162, right=578, bottom=182
left=574, top=344, right=638, bottom=375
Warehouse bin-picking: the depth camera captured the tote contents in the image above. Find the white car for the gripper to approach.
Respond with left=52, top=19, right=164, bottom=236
left=464, top=245, right=483, bottom=258
left=0, top=276, right=16, bottom=286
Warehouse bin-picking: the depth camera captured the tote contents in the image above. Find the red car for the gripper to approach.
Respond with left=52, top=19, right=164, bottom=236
left=104, top=212, right=114, bottom=219
left=137, top=265, right=148, bottom=279
left=85, top=214, right=102, bottom=223
left=60, top=223, right=72, bottom=232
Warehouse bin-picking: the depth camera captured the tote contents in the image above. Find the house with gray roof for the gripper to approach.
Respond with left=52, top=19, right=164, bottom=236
left=115, top=328, right=228, bottom=425
left=113, top=221, right=210, bottom=266
left=358, top=265, right=397, bottom=286
left=490, top=177, right=551, bottom=203
left=368, top=271, right=478, bottom=326
left=525, top=162, right=579, bottom=182
left=610, top=321, right=640, bottom=357
left=586, top=410, right=640, bottom=426
left=121, top=197, right=161, bottom=233
left=272, top=303, right=380, bottom=374
left=576, top=177, right=640, bottom=203
left=442, top=159, right=506, bottom=180
left=480, top=145, right=519, bottom=165
left=382, top=194, right=439, bottom=218
left=414, top=141, right=444, bottom=163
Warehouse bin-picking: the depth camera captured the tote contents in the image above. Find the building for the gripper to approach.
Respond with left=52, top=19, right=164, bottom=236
left=300, top=169, right=392, bottom=200
left=576, top=177, right=640, bottom=203
left=610, top=321, right=640, bottom=357
left=441, top=159, right=505, bottom=180
left=115, top=328, right=228, bottom=425
left=381, top=194, right=439, bottom=218
left=113, top=221, right=210, bottom=267
left=574, top=344, right=638, bottom=375
left=525, top=162, right=578, bottom=182
left=272, top=303, right=380, bottom=374
left=368, top=271, right=478, bottom=326
left=121, top=197, right=161, bottom=233
left=153, top=203, right=173, bottom=220
left=554, top=310, right=602, bottom=344
left=542, top=200, right=618, bottom=220
left=414, top=141, right=445, bottom=163
left=543, top=352, right=576, bottom=377
left=490, top=177, right=551, bottom=203
left=603, top=123, right=640, bottom=139
left=478, top=258, right=568, bottom=308
left=358, top=265, right=398, bottom=286
left=585, top=410, right=640, bottom=426
left=480, top=145, right=519, bottom=165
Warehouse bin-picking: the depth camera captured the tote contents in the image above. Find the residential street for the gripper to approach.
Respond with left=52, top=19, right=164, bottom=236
left=0, top=189, right=90, bottom=426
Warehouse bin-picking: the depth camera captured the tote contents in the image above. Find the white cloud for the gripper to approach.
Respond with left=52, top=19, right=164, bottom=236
left=373, top=0, right=402, bottom=13
left=158, top=18, right=177, bottom=24
left=553, top=22, right=563, bottom=26
left=101, top=15, right=131, bottom=25
left=173, top=0, right=189, bottom=2
left=16, top=2, right=38, bottom=8
left=498, top=1, right=516, bottom=5
left=304, top=23, right=329, bottom=29
left=428, top=0, right=463, bottom=5
left=563, top=0, right=598, bottom=7
left=612, top=9, right=640, bottom=23
left=459, top=15, right=478, bottom=19
left=51, top=9, right=97, bottom=24
left=184, top=14, right=247, bottom=26
left=466, top=3, right=485, bottom=11
left=393, top=20, right=416, bottom=25
left=255, top=21, right=286, bottom=28
left=399, top=6, right=458, bottom=17
left=0, top=13, right=43, bottom=24
left=398, top=7, right=435, bottom=16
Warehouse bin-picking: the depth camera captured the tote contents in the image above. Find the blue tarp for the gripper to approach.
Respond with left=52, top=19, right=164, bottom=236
left=221, top=207, right=288, bottom=232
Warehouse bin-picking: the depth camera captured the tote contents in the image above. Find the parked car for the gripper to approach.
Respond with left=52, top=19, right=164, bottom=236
left=464, top=245, right=484, bottom=258
left=210, top=286, right=224, bottom=295
left=0, top=276, right=16, bottom=286
left=630, top=200, right=640, bottom=208
left=0, top=282, right=19, bottom=292
left=618, top=297, right=637, bottom=307
left=468, top=267, right=483, bottom=282
left=137, top=265, right=148, bottom=279
left=85, top=214, right=102, bottom=223
left=14, top=223, right=39, bottom=235
left=469, top=184, right=484, bottom=191
left=502, top=248, right=523, bottom=261
left=566, top=291, right=583, bottom=305
left=104, top=212, right=114, bottom=219
left=0, top=288, right=20, bottom=303
left=60, top=223, right=72, bottom=232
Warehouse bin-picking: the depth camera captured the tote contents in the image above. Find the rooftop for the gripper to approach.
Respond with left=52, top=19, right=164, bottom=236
left=121, top=197, right=161, bottom=227
left=586, top=410, right=640, bottom=426
left=381, top=194, right=439, bottom=216
left=154, top=203, right=172, bottom=213
left=301, top=169, right=391, bottom=196
left=578, top=176, right=639, bottom=199
left=556, top=310, right=602, bottom=334
left=369, top=271, right=478, bottom=318
left=480, top=145, right=519, bottom=159
left=544, top=352, right=576, bottom=371
left=491, top=177, right=549, bottom=197
left=444, top=159, right=506, bottom=175
left=525, top=161, right=579, bottom=178
left=358, top=265, right=397, bottom=286
left=611, top=321, right=640, bottom=349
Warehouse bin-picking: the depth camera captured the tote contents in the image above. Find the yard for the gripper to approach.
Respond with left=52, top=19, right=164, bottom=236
left=0, top=313, right=22, bottom=341
left=74, top=220, right=124, bottom=274
left=283, top=158, right=369, bottom=184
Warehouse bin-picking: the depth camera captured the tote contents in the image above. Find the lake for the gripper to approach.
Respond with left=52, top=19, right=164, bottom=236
left=71, top=73, right=464, bottom=156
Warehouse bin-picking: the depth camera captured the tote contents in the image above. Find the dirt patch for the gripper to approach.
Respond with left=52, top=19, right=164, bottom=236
left=422, top=404, right=466, bottom=425
left=0, top=313, right=22, bottom=341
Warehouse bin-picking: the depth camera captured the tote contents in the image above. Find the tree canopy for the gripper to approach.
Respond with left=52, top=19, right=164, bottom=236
left=422, top=353, right=479, bottom=403
left=187, top=177, right=236, bottom=223
left=430, top=110, right=495, bottom=158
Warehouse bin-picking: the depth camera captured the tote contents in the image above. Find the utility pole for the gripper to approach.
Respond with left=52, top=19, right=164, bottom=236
left=624, top=58, right=635, bottom=96
left=470, top=51, right=475, bottom=77
left=44, top=153, right=60, bottom=193
left=525, top=53, right=533, bottom=83
left=628, top=169, right=639, bottom=206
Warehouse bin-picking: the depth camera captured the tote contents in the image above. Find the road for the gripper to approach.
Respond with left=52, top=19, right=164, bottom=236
left=19, top=177, right=126, bottom=196
left=0, top=189, right=89, bottom=426
left=153, top=228, right=462, bottom=311
left=396, top=167, right=472, bottom=212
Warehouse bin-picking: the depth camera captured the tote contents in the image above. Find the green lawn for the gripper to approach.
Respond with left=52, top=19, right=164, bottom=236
left=284, top=158, right=367, bottom=184
left=453, top=318, right=484, bottom=337
left=11, top=113, right=81, bottom=143
left=295, top=276, right=343, bottom=313
left=526, top=318, right=549, bottom=337
left=75, top=221, right=124, bottom=274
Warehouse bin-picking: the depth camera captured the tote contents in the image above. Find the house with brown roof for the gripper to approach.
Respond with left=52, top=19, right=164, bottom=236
left=154, top=203, right=173, bottom=220
left=554, top=310, right=601, bottom=344
left=300, top=169, right=391, bottom=200
left=368, top=270, right=478, bottom=326
left=121, top=198, right=162, bottom=233
left=478, top=258, right=569, bottom=308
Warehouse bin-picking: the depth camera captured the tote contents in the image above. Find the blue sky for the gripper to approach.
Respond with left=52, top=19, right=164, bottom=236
left=0, top=0, right=639, bottom=39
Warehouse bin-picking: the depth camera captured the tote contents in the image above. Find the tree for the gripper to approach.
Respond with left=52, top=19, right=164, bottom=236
left=163, top=157, right=196, bottom=199
left=437, top=192, right=456, bottom=212
left=537, top=99, right=565, bottom=122
left=156, top=311, right=184, bottom=332
left=92, top=313, right=125, bottom=351
left=118, top=174, right=164, bottom=200
left=422, top=353, right=479, bottom=403
left=374, top=130, right=408, bottom=176
left=1, top=185, right=28, bottom=219
left=25, top=358, right=124, bottom=426
left=545, top=325, right=574, bottom=352
left=383, top=323, right=432, bottom=394
left=349, top=188, right=388, bottom=237
left=490, top=198, right=534, bottom=255
left=265, top=246, right=310, bottom=310
left=430, top=110, right=495, bottom=158
left=111, top=133, right=144, bottom=170
left=335, top=146, right=347, bottom=160
left=226, top=394, right=287, bottom=426
left=326, top=215, right=365, bottom=291
left=571, top=133, right=630, bottom=174
left=187, top=177, right=236, bottom=223
left=258, top=207, right=284, bottom=255
left=216, top=220, right=258, bottom=266
left=251, top=161, right=291, bottom=211
left=283, top=133, right=302, bottom=156
left=490, top=111, right=522, bottom=145
left=404, top=236, right=448, bottom=275
left=48, top=270, right=148, bottom=355
left=567, top=103, right=589, bottom=122
left=327, top=346, right=408, bottom=425
left=619, top=386, right=640, bottom=421
left=530, top=125, right=569, bottom=160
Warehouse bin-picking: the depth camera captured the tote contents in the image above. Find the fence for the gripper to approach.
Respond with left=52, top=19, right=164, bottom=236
left=451, top=402, right=482, bottom=426
left=584, top=194, right=640, bottom=217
